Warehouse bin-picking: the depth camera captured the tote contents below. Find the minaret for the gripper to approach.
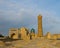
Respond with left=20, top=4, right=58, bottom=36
left=38, top=15, right=43, bottom=37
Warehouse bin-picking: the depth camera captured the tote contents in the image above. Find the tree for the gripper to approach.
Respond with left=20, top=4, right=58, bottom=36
left=0, top=34, right=4, bottom=37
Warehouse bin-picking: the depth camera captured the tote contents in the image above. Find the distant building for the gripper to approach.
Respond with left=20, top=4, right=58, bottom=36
left=30, top=28, right=35, bottom=40
left=19, top=27, right=29, bottom=40
left=8, top=14, right=60, bottom=40
left=8, top=15, right=44, bottom=40
left=45, top=32, right=51, bottom=39
left=38, top=15, right=43, bottom=37
left=9, top=28, right=19, bottom=39
left=51, top=34, right=60, bottom=40
left=9, top=27, right=30, bottom=40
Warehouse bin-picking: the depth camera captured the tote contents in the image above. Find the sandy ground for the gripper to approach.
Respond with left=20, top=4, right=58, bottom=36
left=0, top=38, right=60, bottom=48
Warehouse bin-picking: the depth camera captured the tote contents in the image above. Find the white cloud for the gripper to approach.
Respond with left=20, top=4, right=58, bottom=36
left=0, top=0, right=60, bottom=35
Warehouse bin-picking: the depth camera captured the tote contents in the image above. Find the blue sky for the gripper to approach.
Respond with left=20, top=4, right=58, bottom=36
left=0, top=0, right=60, bottom=36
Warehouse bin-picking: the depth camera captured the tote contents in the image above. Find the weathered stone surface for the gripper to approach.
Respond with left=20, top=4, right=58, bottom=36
left=38, top=15, right=43, bottom=37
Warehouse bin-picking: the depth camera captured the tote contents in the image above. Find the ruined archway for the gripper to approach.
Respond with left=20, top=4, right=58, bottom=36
left=11, top=33, right=15, bottom=39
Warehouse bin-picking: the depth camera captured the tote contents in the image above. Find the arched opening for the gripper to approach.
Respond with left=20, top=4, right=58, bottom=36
left=31, top=28, right=35, bottom=33
left=11, top=33, right=15, bottom=38
left=30, top=35, right=32, bottom=40
left=18, top=34, right=21, bottom=39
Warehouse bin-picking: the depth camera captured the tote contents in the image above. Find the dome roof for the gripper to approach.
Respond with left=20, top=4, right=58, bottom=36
left=31, top=28, right=35, bottom=33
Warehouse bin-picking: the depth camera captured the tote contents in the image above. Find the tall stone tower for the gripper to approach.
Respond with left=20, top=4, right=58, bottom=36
left=38, top=15, right=43, bottom=37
